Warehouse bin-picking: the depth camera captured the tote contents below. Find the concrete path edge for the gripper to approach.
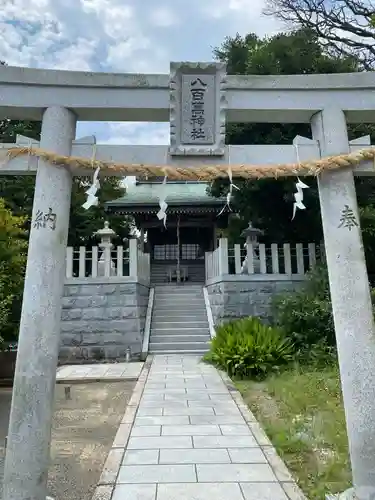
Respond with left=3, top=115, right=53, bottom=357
left=90, top=356, right=153, bottom=500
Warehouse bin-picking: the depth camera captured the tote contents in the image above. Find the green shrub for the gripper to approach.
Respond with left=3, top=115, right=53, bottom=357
left=295, top=340, right=338, bottom=368
left=204, top=316, right=294, bottom=379
left=272, top=264, right=336, bottom=350
left=0, top=199, right=27, bottom=343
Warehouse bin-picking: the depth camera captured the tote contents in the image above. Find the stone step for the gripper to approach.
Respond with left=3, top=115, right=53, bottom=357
left=152, top=310, right=207, bottom=318
left=151, top=321, right=209, bottom=329
left=151, top=328, right=210, bottom=336
left=149, top=341, right=210, bottom=352
left=150, top=334, right=210, bottom=343
left=154, top=298, right=205, bottom=304
left=154, top=290, right=203, bottom=296
left=152, top=315, right=208, bottom=323
left=154, top=296, right=204, bottom=302
left=154, top=289, right=203, bottom=292
left=153, top=308, right=207, bottom=316
left=155, top=281, right=202, bottom=290
left=148, top=349, right=208, bottom=355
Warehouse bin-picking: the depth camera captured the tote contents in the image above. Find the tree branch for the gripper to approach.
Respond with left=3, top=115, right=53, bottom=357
left=264, top=0, right=375, bottom=68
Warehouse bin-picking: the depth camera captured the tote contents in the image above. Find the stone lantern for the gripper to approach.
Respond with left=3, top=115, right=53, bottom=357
left=94, top=221, right=117, bottom=276
left=240, top=222, right=263, bottom=274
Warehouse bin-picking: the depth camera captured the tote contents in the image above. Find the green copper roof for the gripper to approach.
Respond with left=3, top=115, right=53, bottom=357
left=106, top=181, right=225, bottom=208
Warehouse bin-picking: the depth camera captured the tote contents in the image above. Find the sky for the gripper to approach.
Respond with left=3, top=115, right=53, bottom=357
left=0, top=0, right=281, bottom=145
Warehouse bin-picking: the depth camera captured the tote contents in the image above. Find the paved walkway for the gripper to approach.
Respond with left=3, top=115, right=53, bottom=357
left=56, top=362, right=143, bottom=382
left=102, top=355, right=306, bottom=500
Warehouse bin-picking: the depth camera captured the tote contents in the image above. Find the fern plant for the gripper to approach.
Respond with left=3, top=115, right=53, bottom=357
left=204, top=316, right=294, bottom=379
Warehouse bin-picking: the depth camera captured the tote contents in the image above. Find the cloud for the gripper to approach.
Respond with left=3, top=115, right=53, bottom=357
left=101, top=123, right=170, bottom=145
left=148, top=6, right=179, bottom=28
left=1, top=0, right=280, bottom=144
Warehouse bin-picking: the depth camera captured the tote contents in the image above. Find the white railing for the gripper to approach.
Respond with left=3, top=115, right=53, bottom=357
left=205, top=238, right=324, bottom=280
left=65, top=238, right=150, bottom=283
left=205, top=239, right=229, bottom=280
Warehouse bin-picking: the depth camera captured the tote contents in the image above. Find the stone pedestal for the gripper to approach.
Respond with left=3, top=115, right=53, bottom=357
left=2, top=107, right=76, bottom=500
left=312, top=108, right=375, bottom=500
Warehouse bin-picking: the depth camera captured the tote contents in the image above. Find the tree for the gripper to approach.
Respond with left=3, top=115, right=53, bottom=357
left=211, top=29, right=375, bottom=250
left=264, top=0, right=375, bottom=70
left=0, top=199, right=27, bottom=343
left=0, top=109, right=131, bottom=246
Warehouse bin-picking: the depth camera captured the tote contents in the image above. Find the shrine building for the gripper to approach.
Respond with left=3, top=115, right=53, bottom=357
left=105, top=179, right=228, bottom=284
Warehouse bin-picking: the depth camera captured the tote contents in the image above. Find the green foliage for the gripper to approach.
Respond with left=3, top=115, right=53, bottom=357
left=67, top=176, right=131, bottom=246
left=272, top=264, right=335, bottom=352
left=0, top=199, right=27, bottom=344
left=204, top=316, right=294, bottom=379
left=210, top=28, right=375, bottom=247
left=0, top=117, right=132, bottom=246
left=297, top=341, right=338, bottom=368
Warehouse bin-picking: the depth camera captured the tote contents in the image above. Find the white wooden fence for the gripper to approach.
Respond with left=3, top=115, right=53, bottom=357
left=205, top=238, right=323, bottom=280
left=65, top=238, right=150, bottom=282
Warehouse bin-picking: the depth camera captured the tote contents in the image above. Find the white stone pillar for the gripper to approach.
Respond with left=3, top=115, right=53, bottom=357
left=129, top=238, right=139, bottom=278
left=218, top=238, right=229, bottom=275
left=2, top=107, right=76, bottom=500
left=311, top=108, right=375, bottom=499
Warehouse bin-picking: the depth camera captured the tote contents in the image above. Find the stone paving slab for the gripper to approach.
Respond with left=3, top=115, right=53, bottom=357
left=92, top=354, right=307, bottom=500
left=56, top=362, right=143, bottom=382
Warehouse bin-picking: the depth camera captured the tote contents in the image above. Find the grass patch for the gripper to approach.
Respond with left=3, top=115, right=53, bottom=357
left=236, top=364, right=351, bottom=499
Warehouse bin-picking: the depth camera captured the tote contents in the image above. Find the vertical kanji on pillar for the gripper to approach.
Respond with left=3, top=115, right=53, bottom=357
left=2, top=106, right=77, bottom=500
left=312, top=108, right=375, bottom=499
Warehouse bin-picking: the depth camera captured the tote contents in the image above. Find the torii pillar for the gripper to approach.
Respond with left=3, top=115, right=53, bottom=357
left=2, top=107, right=77, bottom=500
left=312, top=108, right=375, bottom=499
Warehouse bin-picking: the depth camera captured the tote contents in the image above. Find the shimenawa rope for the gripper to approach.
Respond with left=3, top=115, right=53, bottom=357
left=4, top=145, right=375, bottom=180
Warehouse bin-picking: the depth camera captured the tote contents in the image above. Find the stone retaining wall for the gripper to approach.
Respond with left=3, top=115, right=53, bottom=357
left=207, top=276, right=304, bottom=325
left=60, top=280, right=149, bottom=361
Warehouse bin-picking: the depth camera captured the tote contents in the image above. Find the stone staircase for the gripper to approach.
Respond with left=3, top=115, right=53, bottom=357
left=149, top=284, right=211, bottom=354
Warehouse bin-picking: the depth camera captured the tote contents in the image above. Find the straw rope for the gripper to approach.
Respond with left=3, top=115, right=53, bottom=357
left=4, top=145, right=375, bottom=180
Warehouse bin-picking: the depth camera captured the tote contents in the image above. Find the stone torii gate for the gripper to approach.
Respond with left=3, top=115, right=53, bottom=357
left=1, top=62, right=375, bottom=500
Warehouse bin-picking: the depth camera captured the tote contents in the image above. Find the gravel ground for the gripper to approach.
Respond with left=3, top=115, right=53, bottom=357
left=0, top=381, right=135, bottom=500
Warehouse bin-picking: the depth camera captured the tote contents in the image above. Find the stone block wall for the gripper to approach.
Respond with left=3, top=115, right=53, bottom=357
left=207, top=277, right=304, bottom=325
left=60, top=280, right=149, bottom=361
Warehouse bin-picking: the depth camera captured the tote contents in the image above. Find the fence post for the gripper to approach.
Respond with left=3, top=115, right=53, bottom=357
left=79, top=246, right=86, bottom=277
left=129, top=238, right=139, bottom=278
left=234, top=244, right=241, bottom=274
left=218, top=238, right=229, bottom=276
left=92, top=246, right=98, bottom=277
left=296, top=243, right=305, bottom=274
left=308, top=242, right=317, bottom=269
left=283, top=243, right=292, bottom=276
left=66, top=247, right=73, bottom=278
left=117, top=246, right=123, bottom=277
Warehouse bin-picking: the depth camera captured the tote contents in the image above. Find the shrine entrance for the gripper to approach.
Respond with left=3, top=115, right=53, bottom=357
left=105, top=179, right=229, bottom=284
left=1, top=62, right=375, bottom=500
